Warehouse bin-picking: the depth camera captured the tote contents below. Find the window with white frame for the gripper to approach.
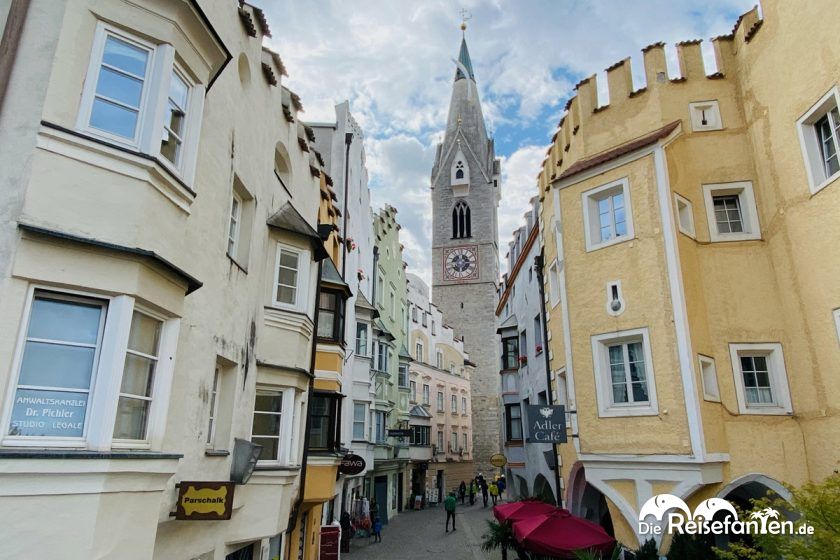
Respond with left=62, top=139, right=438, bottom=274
left=462, top=397, right=467, bottom=415
left=436, top=430, right=444, bottom=450
left=702, top=181, right=761, bottom=242
left=410, top=380, right=417, bottom=402
left=227, top=177, right=255, bottom=267
left=451, top=430, right=458, bottom=451
left=834, top=308, right=840, bottom=345
left=451, top=394, right=457, bottom=413
left=251, top=389, right=284, bottom=462
left=415, top=341, right=424, bottom=362
left=3, top=289, right=177, bottom=448
left=436, top=350, right=444, bottom=370
left=534, top=315, right=543, bottom=353
left=273, top=244, right=310, bottom=311
left=374, top=411, right=386, bottom=443
left=355, top=323, right=368, bottom=356
left=462, top=433, right=468, bottom=452
left=423, top=384, right=430, bottom=405
left=591, top=327, right=658, bottom=417
left=698, top=355, right=720, bottom=402
left=582, top=178, right=633, bottom=252
left=398, top=364, right=409, bottom=388
left=797, top=86, right=840, bottom=193
left=228, top=193, right=242, bottom=257
left=78, top=23, right=201, bottom=178
left=437, top=391, right=444, bottom=411
left=352, top=402, right=367, bottom=440
left=376, top=342, right=389, bottom=372
left=674, top=193, right=696, bottom=238
left=729, top=343, right=792, bottom=415
left=389, top=288, right=396, bottom=321
left=547, top=259, right=560, bottom=308
left=206, top=366, right=220, bottom=446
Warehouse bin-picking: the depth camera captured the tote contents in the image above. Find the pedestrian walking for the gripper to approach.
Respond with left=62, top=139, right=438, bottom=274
left=489, top=480, right=500, bottom=505
left=497, top=476, right=506, bottom=498
left=481, top=478, right=489, bottom=508
left=340, top=511, right=352, bottom=553
left=458, top=481, right=466, bottom=504
left=469, top=479, right=477, bottom=505
left=444, top=491, right=457, bottom=532
left=372, top=516, right=382, bottom=543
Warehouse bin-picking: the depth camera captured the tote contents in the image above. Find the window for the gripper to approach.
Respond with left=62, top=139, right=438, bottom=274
left=534, top=315, right=543, bottom=353
left=410, top=381, right=417, bottom=402
left=501, top=336, right=519, bottom=370
left=410, top=425, right=430, bottom=446
left=422, top=312, right=428, bottom=327
left=227, top=193, right=242, bottom=257
left=835, top=308, right=840, bottom=346
left=505, top=404, right=523, bottom=441
left=451, top=151, right=470, bottom=185
left=591, top=328, right=659, bottom=417
left=451, top=394, right=457, bottom=413
left=729, top=343, right=792, bottom=415
left=376, top=342, right=389, bottom=372
left=309, top=394, right=339, bottom=451
left=375, top=274, right=384, bottom=306
left=415, top=341, right=424, bottom=362
left=451, top=430, right=458, bottom=451
left=698, top=355, right=720, bottom=402
left=674, top=193, right=696, bottom=238
left=355, top=323, right=368, bottom=356
left=797, top=86, right=840, bottom=193
left=519, top=331, right=527, bottom=363
left=689, top=100, right=723, bottom=132
left=411, top=306, right=418, bottom=322
left=702, top=182, right=761, bottom=242
left=452, top=201, right=471, bottom=239
left=78, top=24, right=201, bottom=178
left=251, top=389, right=284, bottom=462
left=317, top=291, right=345, bottom=343
left=462, top=433, right=468, bottom=452
left=436, top=350, right=444, bottom=370
left=422, top=384, right=430, bottom=405
left=431, top=320, right=437, bottom=335
left=437, top=391, right=444, bottom=411
left=273, top=244, right=309, bottom=310
left=374, top=411, right=386, bottom=443
left=389, top=289, right=396, bottom=321
left=547, top=260, right=560, bottom=308
left=207, top=366, right=221, bottom=446
left=437, top=430, right=444, bottom=451
left=4, top=290, right=177, bottom=448
left=398, top=365, right=409, bottom=388
left=352, top=403, right=367, bottom=440
left=582, top=178, right=634, bottom=251
left=462, top=397, right=467, bottom=415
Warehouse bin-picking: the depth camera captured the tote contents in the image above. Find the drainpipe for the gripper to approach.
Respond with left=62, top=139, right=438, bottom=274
left=341, top=132, right=353, bottom=279
left=0, top=0, right=31, bottom=117
left=286, top=256, right=324, bottom=557
left=534, top=251, right=564, bottom=508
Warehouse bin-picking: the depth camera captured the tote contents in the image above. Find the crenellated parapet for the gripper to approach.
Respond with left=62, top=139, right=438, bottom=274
left=537, top=5, right=764, bottom=196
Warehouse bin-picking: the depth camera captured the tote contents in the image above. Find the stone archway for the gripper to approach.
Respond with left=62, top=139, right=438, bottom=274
left=533, top=473, right=556, bottom=505
left=566, top=462, right=615, bottom=536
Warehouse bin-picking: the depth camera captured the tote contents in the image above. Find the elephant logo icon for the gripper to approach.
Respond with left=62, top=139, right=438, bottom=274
left=638, top=494, right=692, bottom=522
left=693, top=498, right=739, bottom=521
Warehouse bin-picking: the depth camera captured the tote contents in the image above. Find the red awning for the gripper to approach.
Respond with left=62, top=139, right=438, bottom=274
left=512, top=509, right=616, bottom=558
left=493, top=500, right=556, bottom=524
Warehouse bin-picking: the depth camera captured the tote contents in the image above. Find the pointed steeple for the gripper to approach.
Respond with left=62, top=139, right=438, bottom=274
left=454, top=36, right=475, bottom=82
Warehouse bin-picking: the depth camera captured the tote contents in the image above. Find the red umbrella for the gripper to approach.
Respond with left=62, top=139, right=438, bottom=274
left=493, top=500, right=556, bottom=524
left=512, top=509, right=616, bottom=558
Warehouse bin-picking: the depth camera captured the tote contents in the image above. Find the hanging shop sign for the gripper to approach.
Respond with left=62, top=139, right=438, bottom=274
left=173, top=481, right=235, bottom=520
left=387, top=428, right=412, bottom=438
left=525, top=405, right=567, bottom=444
left=490, top=453, right=507, bottom=468
left=339, top=454, right=367, bottom=475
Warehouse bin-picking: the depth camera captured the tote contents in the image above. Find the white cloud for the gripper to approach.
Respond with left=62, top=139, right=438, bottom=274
left=264, top=0, right=755, bottom=277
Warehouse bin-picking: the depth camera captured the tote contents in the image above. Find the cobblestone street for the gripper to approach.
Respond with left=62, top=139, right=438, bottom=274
left=348, top=501, right=504, bottom=560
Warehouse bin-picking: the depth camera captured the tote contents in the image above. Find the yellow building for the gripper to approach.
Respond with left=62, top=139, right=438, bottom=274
left=536, top=1, right=840, bottom=552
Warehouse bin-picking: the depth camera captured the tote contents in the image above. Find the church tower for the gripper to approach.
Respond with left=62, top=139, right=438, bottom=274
left=430, top=25, right=501, bottom=473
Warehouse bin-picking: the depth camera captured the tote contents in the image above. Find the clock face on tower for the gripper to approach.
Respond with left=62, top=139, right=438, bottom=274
left=443, top=246, right=479, bottom=281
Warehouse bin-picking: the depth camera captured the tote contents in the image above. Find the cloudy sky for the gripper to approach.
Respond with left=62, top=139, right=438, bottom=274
left=265, top=0, right=755, bottom=284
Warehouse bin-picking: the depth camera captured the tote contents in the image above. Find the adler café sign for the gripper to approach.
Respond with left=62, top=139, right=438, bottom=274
left=525, top=405, right=567, bottom=444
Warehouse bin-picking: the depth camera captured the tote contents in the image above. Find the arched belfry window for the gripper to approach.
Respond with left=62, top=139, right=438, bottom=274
left=452, top=201, right=471, bottom=239
left=451, top=149, right=470, bottom=185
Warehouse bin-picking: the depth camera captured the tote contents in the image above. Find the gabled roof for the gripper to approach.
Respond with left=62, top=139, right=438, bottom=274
left=320, top=257, right=352, bottom=298
left=266, top=202, right=328, bottom=261
left=373, top=319, right=395, bottom=341
left=399, top=344, right=411, bottom=359
left=410, top=404, right=433, bottom=418
left=355, top=291, right=375, bottom=311
left=455, top=37, right=475, bottom=81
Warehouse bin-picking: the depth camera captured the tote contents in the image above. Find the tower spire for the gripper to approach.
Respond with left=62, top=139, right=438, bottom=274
left=455, top=9, right=475, bottom=82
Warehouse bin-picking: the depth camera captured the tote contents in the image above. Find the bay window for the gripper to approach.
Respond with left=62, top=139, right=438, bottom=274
left=308, top=393, right=340, bottom=451
left=317, top=291, right=345, bottom=343
left=355, top=323, right=369, bottom=356
left=410, top=425, right=430, bottom=446
left=273, top=243, right=310, bottom=313
left=3, top=288, right=178, bottom=448
left=501, top=336, right=519, bottom=370
left=353, top=403, right=367, bottom=440
left=505, top=404, right=523, bottom=441
left=251, top=389, right=283, bottom=462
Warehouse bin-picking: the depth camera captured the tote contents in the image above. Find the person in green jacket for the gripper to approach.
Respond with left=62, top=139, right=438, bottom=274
left=469, top=480, right=477, bottom=505
left=444, top=491, right=457, bottom=532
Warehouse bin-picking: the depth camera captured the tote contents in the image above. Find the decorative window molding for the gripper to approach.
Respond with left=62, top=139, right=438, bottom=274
left=702, top=181, right=761, bottom=242
left=796, top=86, right=840, bottom=194
left=674, top=192, right=696, bottom=239
left=582, top=178, right=634, bottom=252
left=452, top=201, right=471, bottom=239
left=77, top=22, right=204, bottom=187
left=689, top=100, right=723, bottom=132
left=1, top=287, right=179, bottom=450
left=698, top=354, right=720, bottom=402
left=591, top=327, right=658, bottom=417
left=728, top=343, right=792, bottom=415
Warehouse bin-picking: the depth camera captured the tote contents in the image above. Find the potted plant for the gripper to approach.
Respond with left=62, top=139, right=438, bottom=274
left=518, top=355, right=528, bottom=365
